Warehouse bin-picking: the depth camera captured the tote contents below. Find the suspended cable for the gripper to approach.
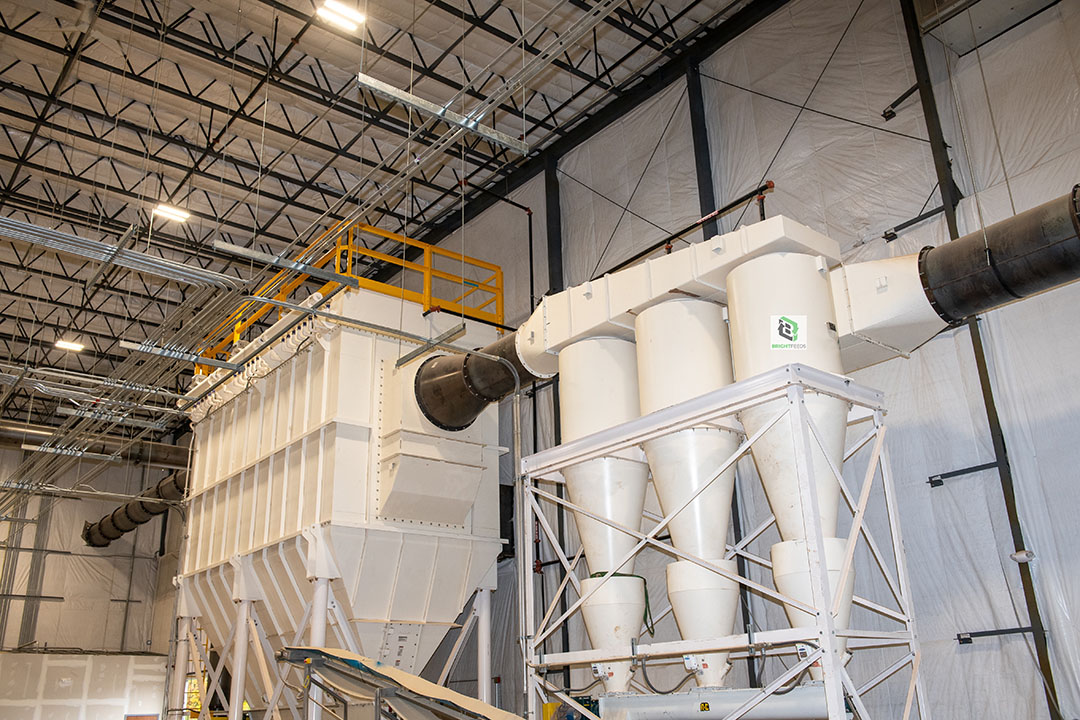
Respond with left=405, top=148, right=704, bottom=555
left=698, top=71, right=930, bottom=144
left=589, top=86, right=687, bottom=278
left=731, top=0, right=868, bottom=229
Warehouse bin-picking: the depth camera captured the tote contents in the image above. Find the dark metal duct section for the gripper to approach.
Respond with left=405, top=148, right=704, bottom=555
left=415, top=331, right=540, bottom=431
left=82, top=471, right=186, bottom=547
left=919, top=185, right=1080, bottom=322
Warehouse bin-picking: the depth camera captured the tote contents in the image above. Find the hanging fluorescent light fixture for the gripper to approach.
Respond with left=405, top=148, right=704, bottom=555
left=55, top=340, right=85, bottom=352
left=356, top=72, right=529, bottom=155
left=317, top=1, right=365, bottom=31
left=153, top=204, right=190, bottom=223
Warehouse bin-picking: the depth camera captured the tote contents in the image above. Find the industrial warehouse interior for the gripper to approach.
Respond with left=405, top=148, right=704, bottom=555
left=0, top=0, right=1077, bottom=718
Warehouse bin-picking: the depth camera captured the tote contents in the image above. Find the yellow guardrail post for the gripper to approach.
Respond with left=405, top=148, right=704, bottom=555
left=422, top=246, right=433, bottom=312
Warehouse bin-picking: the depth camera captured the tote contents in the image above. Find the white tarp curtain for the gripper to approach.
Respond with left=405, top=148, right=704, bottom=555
left=558, top=80, right=702, bottom=286
left=454, top=174, right=549, bottom=329
left=439, top=0, right=1080, bottom=717
left=0, top=448, right=166, bottom=653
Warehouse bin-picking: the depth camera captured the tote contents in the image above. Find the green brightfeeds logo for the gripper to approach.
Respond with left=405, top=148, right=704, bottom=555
left=771, top=315, right=806, bottom=349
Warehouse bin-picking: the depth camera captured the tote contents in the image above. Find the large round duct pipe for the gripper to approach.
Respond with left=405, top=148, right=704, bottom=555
left=414, top=331, right=542, bottom=431
left=82, top=471, right=186, bottom=547
left=919, top=185, right=1080, bottom=322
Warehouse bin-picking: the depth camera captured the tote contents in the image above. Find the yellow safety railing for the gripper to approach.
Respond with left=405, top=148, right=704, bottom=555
left=199, top=218, right=503, bottom=366
left=335, top=222, right=503, bottom=327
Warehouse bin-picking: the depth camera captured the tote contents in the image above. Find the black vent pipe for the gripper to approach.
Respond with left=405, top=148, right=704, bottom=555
left=919, top=186, right=1080, bottom=322
left=414, top=331, right=540, bottom=432
left=82, top=471, right=186, bottom=547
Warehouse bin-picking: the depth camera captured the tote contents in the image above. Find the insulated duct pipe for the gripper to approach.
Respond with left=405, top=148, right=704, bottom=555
left=919, top=186, right=1080, bottom=322
left=82, top=471, right=186, bottom=547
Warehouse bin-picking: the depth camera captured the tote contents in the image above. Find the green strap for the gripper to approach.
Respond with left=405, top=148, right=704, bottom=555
left=589, top=572, right=656, bottom=637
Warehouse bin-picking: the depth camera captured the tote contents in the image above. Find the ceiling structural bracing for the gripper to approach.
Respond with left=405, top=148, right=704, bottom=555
left=0, top=0, right=788, bottom=503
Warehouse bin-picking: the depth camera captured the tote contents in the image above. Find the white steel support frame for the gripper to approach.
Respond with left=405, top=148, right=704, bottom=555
left=476, top=587, right=494, bottom=704
left=516, top=364, right=931, bottom=720
left=162, top=583, right=344, bottom=720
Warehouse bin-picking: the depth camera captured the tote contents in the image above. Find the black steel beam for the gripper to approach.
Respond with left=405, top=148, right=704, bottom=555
left=685, top=62, right=718, bottom=239
left=544, top=154, right=564, bottom=295
left=899, top=0, right=961, bottom=235
left=898, top=2, right=1060, bottom=716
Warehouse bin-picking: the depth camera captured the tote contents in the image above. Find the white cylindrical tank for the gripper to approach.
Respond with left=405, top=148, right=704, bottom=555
left=635, top=300, right=741, bottom=687
left=771, top=539, right=855, bottom=681
left=726, top=253, right=847, bottom=541
left=559, top=337, right=650, bottom=693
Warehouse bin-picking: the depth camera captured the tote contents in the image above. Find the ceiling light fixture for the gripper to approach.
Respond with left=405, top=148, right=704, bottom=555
left=55, top=340, right=85, bottom=353
left=317, top=1, right=365, bottom=31
left=153, top=204, right=190, bottom=223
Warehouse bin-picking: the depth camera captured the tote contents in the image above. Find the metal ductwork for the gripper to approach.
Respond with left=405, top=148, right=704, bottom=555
left=414, top=331, right=541, bottom=431
left=82, top=471, right=186, bottom=547
left=0, top=421, right=190, bottom=469
left=415, top=186, right=1080, bottom=433
left=919, top=186, right=1080, bottom=322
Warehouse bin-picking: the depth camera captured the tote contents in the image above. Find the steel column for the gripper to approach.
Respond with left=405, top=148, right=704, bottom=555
left=898, top=2, right=1060, bottom=715
left=229, top=600, right=252, bottom=720
left=310, top=577, right=331, bottom=720
left=476, top=587, right=493, bottom=704
left=169, top=616, right=193, bottom=717
left=685, top=62, right=719, bottom=239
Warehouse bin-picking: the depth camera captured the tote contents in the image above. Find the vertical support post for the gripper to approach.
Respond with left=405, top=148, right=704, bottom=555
left=876, top=413, right=931, bottom=720
left=729, top=471, right=758, bottom=686
left=422, top=247, right=433, bottom=312
left=310, top=576, right=331, bottom=720
left=228, top=600, right=251, bottom=720
left=685, top=62, right=719, bottom=240
left=170, top=616, right=193, bottom=717
left=544, top=154, right=564, bottom=295
left=786, top=385, right=845, bottom=720
left=899, top=2, right=1059, bottom=715
left=514, top=389, right=537, bottom=720
left=476, top=588, right=493, bottom=704
left=898, top=0, right=960, bottom=237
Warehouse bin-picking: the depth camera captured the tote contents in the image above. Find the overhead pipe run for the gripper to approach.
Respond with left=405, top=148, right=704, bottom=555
left=82, top=471, right=186, bottom=547
left=0, top=421, right=190, bottom=469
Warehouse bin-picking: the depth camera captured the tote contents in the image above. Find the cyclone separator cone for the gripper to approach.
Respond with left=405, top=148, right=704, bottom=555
left=667, top=559, right=740, bottom=687
left=635, top=300, right=741, bottom=687
left=726, top=253, right=856, bottom=677
left=559, top=337, right=649, bottom=693
left=771, top=538, right=855, bottom=681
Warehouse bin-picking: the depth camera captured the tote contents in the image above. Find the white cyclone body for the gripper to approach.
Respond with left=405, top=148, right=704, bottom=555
left=559, top=337, right=650, bottom=693
left=635, top=299, right=742, bottom=687
left=726, top=253, right=855, bottom=668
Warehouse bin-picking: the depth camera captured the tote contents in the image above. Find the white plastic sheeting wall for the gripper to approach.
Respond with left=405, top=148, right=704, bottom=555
left=428, top=0, right=1080, bottom=716
left=559, top=80, right=702, bottom=286
left=0, top=448, right=168, bottom=654
left=704, top=0, right=1079, bottom=716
